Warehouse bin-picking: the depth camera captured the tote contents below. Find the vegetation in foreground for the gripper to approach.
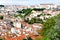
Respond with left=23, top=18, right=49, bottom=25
left=36, top=14, right=60, bottom=40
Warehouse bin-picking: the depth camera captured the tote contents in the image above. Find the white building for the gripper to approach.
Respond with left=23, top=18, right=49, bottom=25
left=13, top=22, right=21, bottom=28
left=39, top=4, right=57, bottom=9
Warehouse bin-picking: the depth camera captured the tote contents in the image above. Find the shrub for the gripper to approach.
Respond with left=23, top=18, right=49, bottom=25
left=0, top=15, right=3, bottom=20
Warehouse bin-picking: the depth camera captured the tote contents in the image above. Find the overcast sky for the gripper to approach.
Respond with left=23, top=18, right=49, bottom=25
left=0, top=0, right=60, bottom=5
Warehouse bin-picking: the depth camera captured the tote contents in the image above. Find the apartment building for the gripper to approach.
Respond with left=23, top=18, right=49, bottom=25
left=39, top=4, right=57, bottom=9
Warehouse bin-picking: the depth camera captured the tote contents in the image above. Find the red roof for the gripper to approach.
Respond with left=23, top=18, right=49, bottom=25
left=6, top=34, right=25, bottom=40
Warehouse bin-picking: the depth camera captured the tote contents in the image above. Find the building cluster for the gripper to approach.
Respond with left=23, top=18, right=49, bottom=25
left=0, top=4, right=60, bottom=39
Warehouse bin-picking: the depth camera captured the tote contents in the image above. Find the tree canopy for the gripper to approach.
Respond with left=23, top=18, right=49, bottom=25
left=24, top=18, right=43, bottom=24
left=39, top=13, right=60, bottom=40
left=0, top=5, right=4, bottom=7
left=16, top=8, right=32, bottom=18
left=33, top=8, right=45, bottom=11
left=0, top=15, right=3, bottom=20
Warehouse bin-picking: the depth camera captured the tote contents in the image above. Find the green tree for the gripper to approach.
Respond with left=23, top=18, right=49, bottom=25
left=56, top=13, right=60, bottom=20
left=39, top=14, right=60, bottom=40
left=41, top=17, right=56, bottom=36
left=35, top=38, right=41, bottom=40
left=24, top=8, right=32, bottom=17
left=28, top=18, right=34, bottom=24
left=33, top=8, right=45, bottom=11
left=0, top=38, right=3, bottom=40
left=0, top=5, right=4, bottom=7
left=0, top=15, right=3, bottom=20
left=17, top=10, right=23, bottom=13
left=17, top=8, right=32, bottom=18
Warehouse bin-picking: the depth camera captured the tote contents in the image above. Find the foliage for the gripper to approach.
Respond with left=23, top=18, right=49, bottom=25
left=33, top=8, right=45, bottom=11
left=37, top=15, right=40, bottom=17
left=24, top=18, right=35, bottom=24
left=23, top=37, right=32, bottom=40
left=37, top=13, right=43, bottom=17
left=41, top=37, right=51, bottom=40
left=23, top=8, right=32, bottom=17
left=23, top=39, right=27, bottom=40
left=17, top=8, right=32, bottom=18
left=28, top=18, right=35, bottom=24
left=10, top=21, right=13, bottom=24
left=56, top=13, right=60, bottom=20
left=0, top=5, right=4, bottom=7
left=35, top=38, right=41, bottom=40
left=35, top=18, right=43, bottom=24
left=0, top=15, right=3, bottom=19
left=35, top=37, right=51, bottom=40
left=24, top=18, right=43, bottom=24
left=0, top=38, right=3, bottom=40
left=40, top=17, right=56, bottom=37
left=27, top=37, right=32, bottom=40
left=17, top=10, right=23, bottom=13
left=39, top=13, right=60, bottom=40
left=46, top=14, right=51, bottom=16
